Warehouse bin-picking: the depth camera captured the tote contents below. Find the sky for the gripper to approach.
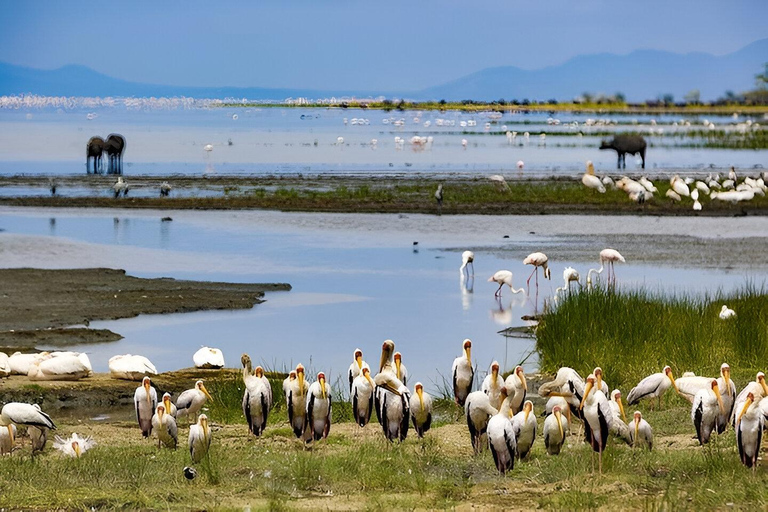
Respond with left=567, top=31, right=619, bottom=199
left=1, top=0, right=767, bottom=91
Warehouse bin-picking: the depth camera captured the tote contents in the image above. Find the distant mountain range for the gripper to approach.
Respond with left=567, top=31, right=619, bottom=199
left=1, top=39, right=766, bottom=102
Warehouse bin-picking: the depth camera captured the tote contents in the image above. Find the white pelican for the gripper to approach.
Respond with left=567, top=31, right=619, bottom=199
left=8, top=352, right=47, bottom=375
left=675, top=363, right=735, bottom=433
left=627, top=366, right=679, bottom=409
left=639, top=177, right=657, bottom=193
left=28, top=353, right=92, bottom=381
left=460, top=250, right=475, bottom=276
left=504, top=365, right=528, bottom=414
left=409, top=382, right=432, bottom=438
left=582, top=161, right=606, bottom=193
left=608, top=390, right=631, bottom=444
left=628, top=411, right=653, bottom=450
left=543, top=405, right=568, bottom=455
left=481, top=361, right=505, bottom=409
left=394, top=352, right=408, bottom=386
left=288, top=364, right=309, bottom=438
left=465, top=390, right=498, bottom=454
left=670, top=176, right=690, bottom=197
left=109, top=354, right=157, bottom=380
left=555, top=267, right=581, bottom=296
left=487, top=389, right=516, bottom=473
left=193, top=347, right=225, bottom=369
left=242, top=356, right=271, bottom=437
left=523, top=252, right=551, bottom=294
left=188, top=414, right=211, bottom=462
left=176, top=380, right=213, bottom=423
left=736, top=393, right=763, bottom=470
left=719, top=305, right=736, bottom=320
left=347, top=348, right=370, bottom=392
left=488, top=270, right=525, bottom=298
left=351, top=367, right=375, bottom=427
left=580, top=374, right=612, bottom=473
left=692, top=379, right=725, bottom=445
left=0, top=352, right=9, bottom=377
left=134, top=376, right=158, bottom=437
left=151, top=404, right=178, bottom=449
left=587, top=249, right=625, bottom=287
left=53, top=433, right=95, bottom=458
left=0, top=403, right=56, bottom=454
left=452, top=339, right=474, bottom=407
left=732, top=372, right=768, bottom=428
left=538, top=367, right=585, bottom=420
left=511, top=400, right=537, bottom=459
left=0, top=424, right=15, bottom=454
left=305, top=372, right=332, bottom=442
left=162, top=392, right=177, bottom=417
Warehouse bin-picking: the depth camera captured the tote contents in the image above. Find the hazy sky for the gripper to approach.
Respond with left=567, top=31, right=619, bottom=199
left=1, top=0, right=766, bottom=91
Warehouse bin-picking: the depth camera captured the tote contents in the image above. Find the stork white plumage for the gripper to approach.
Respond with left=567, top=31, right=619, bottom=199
left=460, top=250, right=475, bottom=277
left=587, top=248, right=625, bottom=288
left=0, top=402, right=56, bottom=455
left=287, top=363, right=309, bottom=438
left=409, top=382, right=433, bottom=438
left=487, top=388, right=516, bottom=473
left=351, top=367, right=375, bottom=427
left=241, top=354, right=272, bottom=437
left=691, top=379, right=725, bottom=445
left=732, top=372, right=768, bottom=428
left=607, top=390, right=631, bottom=444
left=151, top=404, right=178, bottom=449
left=580, top=374, right=612, bottom=473
left=373, top=340, right=410, bottom=441
left=188, top=414, right=211, bottom=462
left=0, top=423, right=16, bottom=454
left=305, top=372, right=332, bottom=442
left=511, top=400, right=537, bottom=459
left=134, top=376, right=158, bottom=438
left=394, top=352, right=408, bottom=386
left=543, top=405, right=568, bottom=455
left=627, top=366, right=679, bottom=409
left=538, top=366, right=585, bottom=420
left=465, top=390, right=498, bottom=454
left=53, top=433, right=95, bottom=458
left=488, top=270, right=525, bottom=297
left=452, top=339, right=474, bottom=407
left=675, top=363, right=735, bottom=433
left=348, top=348, right=370, bottom=393
left=481, top=361, right=505, bottom=409
left=628, top=411, right=653, bottom=450
left=161, top=392, right=177, bottom=417
left=504, top=365, right=528, bottom=414
left=736, top=393, right=763, bottom=470
left=176, top=380, right=213, bottom=423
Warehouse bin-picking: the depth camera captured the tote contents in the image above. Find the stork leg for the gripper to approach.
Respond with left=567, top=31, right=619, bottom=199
left=599, top=445, right=603, bottom=475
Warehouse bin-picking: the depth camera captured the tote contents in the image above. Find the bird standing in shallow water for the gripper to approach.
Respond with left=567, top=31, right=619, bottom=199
left=460, top=251, right=475, bottom=277
left=435, top=184, right=443, bottom=215
left=488, top=270, right=525, bottom=298
left=523, top=252, right=551, bottom=298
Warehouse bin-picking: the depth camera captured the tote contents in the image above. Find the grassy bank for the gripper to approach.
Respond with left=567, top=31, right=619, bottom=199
left=536, top=287, right=768, bottom=390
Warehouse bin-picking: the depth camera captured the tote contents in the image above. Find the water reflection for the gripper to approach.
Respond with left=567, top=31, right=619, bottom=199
left=48, top=217, right=56, bottom=235
left=460, top=274, right=474, bottom=310
left=490, top=296, right=528, bottom=326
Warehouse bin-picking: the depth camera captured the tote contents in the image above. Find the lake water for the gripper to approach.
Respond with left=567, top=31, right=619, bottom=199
left=0, top=105, right=766, bottom=178
left=1, top=207, right=766, bottom=395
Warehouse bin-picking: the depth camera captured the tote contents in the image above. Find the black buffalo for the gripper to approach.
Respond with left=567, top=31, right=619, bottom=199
left=599, top=135, right=646, bottom=169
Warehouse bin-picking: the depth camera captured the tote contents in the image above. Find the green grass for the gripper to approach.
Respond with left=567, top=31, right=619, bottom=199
left=536, top=286, right=768, bottom=390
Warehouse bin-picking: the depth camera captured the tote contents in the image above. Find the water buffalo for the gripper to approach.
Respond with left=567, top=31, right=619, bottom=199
left=599, top=135, right=646, bottom=169
left=105, top=134, right=126, bottom=174
left=86, top=136, right=105, bottom=174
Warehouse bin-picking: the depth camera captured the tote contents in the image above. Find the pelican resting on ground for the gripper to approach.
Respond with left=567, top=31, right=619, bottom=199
left=582, top=161, right=606, bottom=193
left=543, top=405, right=568, bottom=455
left=512, top=400, right=537, bottom=459
left=488, top=270, right=525, bottom=298
left=719, top=305, right=736, bottom=320
left=628, top=411, right=653, bottom=450
left=410, top=382, right=432, bottom=438
left=152, top=404, right=178, bottom=449
left=580, top=374, right=612, bottom=474
left=348, top=348, right=369, bottom=393
left=8, top=352, right=48, bottom=375
left=481, top=361, right=505, bottom=410
left=188, top=414, right=211, bottom=462
left=193, top=347, right=225, bottom=369
left=53, top=433, right=95, bottom=458
left=692, top=379, right=725, bottom=445
left=452, top=339, right=474, bottom=407
left=288, top=364, right=309, bottom=438
left=465, top=390, right=498, bottom=454
left=351, top=367, right=375, bottom=427
left=305, top=372, right=332, bottom=442
left=736, top=393, right=763, bottom=470
left=109, top=354, right=157, bottom=380
left=28, top=353, right=92, bottom=381
left=627, top=366, right=679, bottom=409
left=487, top=389, right=516, bottom=474
left=176, top=380, right=213, bottom=423
left=134, top=376, right=158, bottom=438
left=0, top=403, right=56, bottom=455
left=460, top=251, right=475, bottom=276
left=0, top=352, right=10, bottom=378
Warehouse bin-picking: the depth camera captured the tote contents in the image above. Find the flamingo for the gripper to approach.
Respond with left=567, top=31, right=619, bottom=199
left=523, top=252, right=551, bottom=295
left=488, top=270, right=525, bottom=297
left=587, top=249, right=625, bottom=287
left=460, top=250, right=475, bottom=276
left=555, top=267, right=581, bottom=296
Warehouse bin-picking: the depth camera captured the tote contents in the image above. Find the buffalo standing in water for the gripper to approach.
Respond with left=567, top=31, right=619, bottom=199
left=86, top=136, right=105, bottom=174
left=105, top=134, right=126, bottom=174
left=600, top=134, right=646, bottom=169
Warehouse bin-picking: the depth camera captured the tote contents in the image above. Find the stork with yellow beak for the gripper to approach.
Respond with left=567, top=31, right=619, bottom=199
left=627, top=366, right=680, bottom=409
left=305, top=372, right=332, bottom=442
left=538, top=366, right=585, bottom=420
left=481, top=361, right=505, bottom=409
left=351, top=367, right=375, bottom=427
left=53, top=433, right=95, bottom=458
left=0, top=402, right=55, bottom=455
left=241, top=355, right=273, bottom=437
left=188, top=414, right=211, bottom=463
left=348, top=348, right=370, bottom=393
left=134, top=376, right=158, bottom=437
left=161, top=392, right=177, bottom=417
left=736, top=392, right=763, bottom=470
left=465, top=390, right=498, bottom=454
left=733, top=372, right=768, bottom=428
left=176, top=380, right=213, bottom=424
left=288, top=363, right=309, bottom=438
left=627, top=411, right=653, bottom=450
left=487, top=388, right=516, bottom=474
left=0, top=424, right=16, bottom=454
left=409, top=382, right=433, bottom=437
left=545, top=396, right=573, bottom=434
left=580, top=374, right=612, bottom=474
left=593, top=367, right=610, bottom=396
left=151, top=404, right=178, bottom=449
left=608, top=390, right=631, bottom=444
left=373, top=340, right=409, bottom=428
left=543, top=404, right=568, bottom=455
left=504, top=365, right=528, bottom=414
left=393, top=352, right=409, bottom=386
left=512, top=400, right=537, bottom=459
left=676, top=363, right=735, bottom=433
left=692, top=379, right=725, bottom=445
left=452, top=339, right=474, bottom=407
left=283, top=370, right=297, bottom=398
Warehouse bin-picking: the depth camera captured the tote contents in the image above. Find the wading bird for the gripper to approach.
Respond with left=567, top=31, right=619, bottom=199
left=628, top=411, right=653, bottom=450
left=582, top=161, right=606, bottom=193
left=113, top=177, right=128, bottom=198
left=481, top=361, right=505, bottom=409
left=505, top=366, right=528, bottom=414
left=587, top=249, right=625, bottom=287
left=288, top=363, right=309, bottom=438
left=627, top=366, right=679, bottom=409
left=555, top=267, right=581, bottom=296
left=608, top=390, right=631, bottom=443
left=452, top=339, right=474, bottom=407
left=538, top=367, right=585, bottom=420
left=692, top=379, right=725, bottom=445
left=675, top=363, right=735, bottom=433
left=543, top=404, right=568, bottom=455
left=176, top=380, right=213, bottom=423
left=351, top=367, right=375, bottom=427
left=736, top=393, right=763, bottom=470
left=348, top=348, right=369, bottom=393
left=580, top=374, right=612, bottom=473
left=435, top=184, right=443, bottom=214
left=488, top=270, right=525, bottom=298
left=487, top=388, right=516, bottom=474
left=374, top=340, right=410, bottom=441
left=512, top=400, right=537, bottom=459
left=151, top=404, right=178, bottom=449
left=523, top=252, right=551, bottom=295
left=719, top=305, right=736, bottom=320
left=134, top=376, right=158, bottom=437
left=188, top=414, right=211, bottom=462
left=460, top=250, right=475, bottom=277
left=465, top=390, right=498, bottom=454
left=162, top=392, right=177, bottom=417
left=0, top=424, right=15, bottom=454
left=241, top=355, right=272, bottom=437
left=394, top=352, right=408, bottom=386
left=53, top=433, right=95, bottom=458
left=306, top=372, right=332, bottom=442
left=0, top=402, right=56, bottom=455
left=732, top=372, right=768, bottom=428
left=410, top=382, right=433, bottom=437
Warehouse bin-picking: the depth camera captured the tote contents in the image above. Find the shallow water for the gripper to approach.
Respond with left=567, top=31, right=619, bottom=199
left=1, top=207, right=766, bottom=395
left=0, top=107, right=766, bottom=178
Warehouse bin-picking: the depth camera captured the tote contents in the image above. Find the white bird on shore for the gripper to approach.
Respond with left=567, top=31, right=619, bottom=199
left=409, top=382, right=433, bottom=438
left=543, top=404, right=568, bottom=455
left=109, top=354, right=157, bottom=380
left=733, top=372, right=768, bottom=427
left=160, top=181, right=172, bottom=197
left=134, top=376, right=158, bottom=438
left=487, top=388, right=516, bottom=473
left=348, top=348, right=370, bottom=392
left=523, top=252, right=551, bottom=295
left=538, top=367, right=585, bottom=420
left=28, top=353, right=92, bottom=381
left=465, top=390, right=498, bottom=454
left=288, top=364, right=309, bottom=438
left=670, top=176, right=690, bottom=197
left=351, top=367, right=375, bottom=427
left=488, top=270, right=525, bottom=298
left=176, top=380, right=213, bottom=423
left=676, top=363, right=735, bottom=433
left=113, top=177, right=128, bottom=198
left=435, top=184, right=443, bottom=213
left=512, top=400, right=537, bottom=459
left=736, top=393, right=763, bottom=470
left=692, top=379, right=725, bottom=445
left=666, top=189, right=682, bottom=202
left=719, top=305, right=736, bottom=320
left=460, top=250, right=475, bottom=276
left=394, top=352, right=408, bottom=386
left=282, top=370, right=296, bottom=398
left=628, top=411, right=653, bottom=450
left=241, top=355, right=272, bottom=437
left=517, top=160, right=525, bottom=169
left=193, top=347, right=225, bottom=369
left=0, top=403, right=56, bottom=455
left=582, top=161, right=606, bottom=193
left=639, top=177, right=657, bottom=193
left=305, top=372, right=332, bottom=442
left=627, top=366, right=679, bottom=409
left=587, top=249, right=625, bottom=288
left=452, top=339, right=474, bottom=407
left=580, top=374, right=612, bottom=473
left=8, top=352, right=47, bottom=375
left=151, top=404, right=178, bottom=449
left=608, top=390, right=631, bottom=443
left=481, top=361, right=505, bottom=410
left=0, top=424, right=16, bottom=454
left=188, top=414, right=211, bottom=462
left=504, top=365, right=528, bottom=414
left=53, top=433, right=95, bottom=458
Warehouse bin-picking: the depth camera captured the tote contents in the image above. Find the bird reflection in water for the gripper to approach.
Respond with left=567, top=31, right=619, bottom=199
left=48, top=218, right=56, bottom=235
left=460, top=274, right=474, bottom=311
left=490, top=296, right=526, bottom=326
